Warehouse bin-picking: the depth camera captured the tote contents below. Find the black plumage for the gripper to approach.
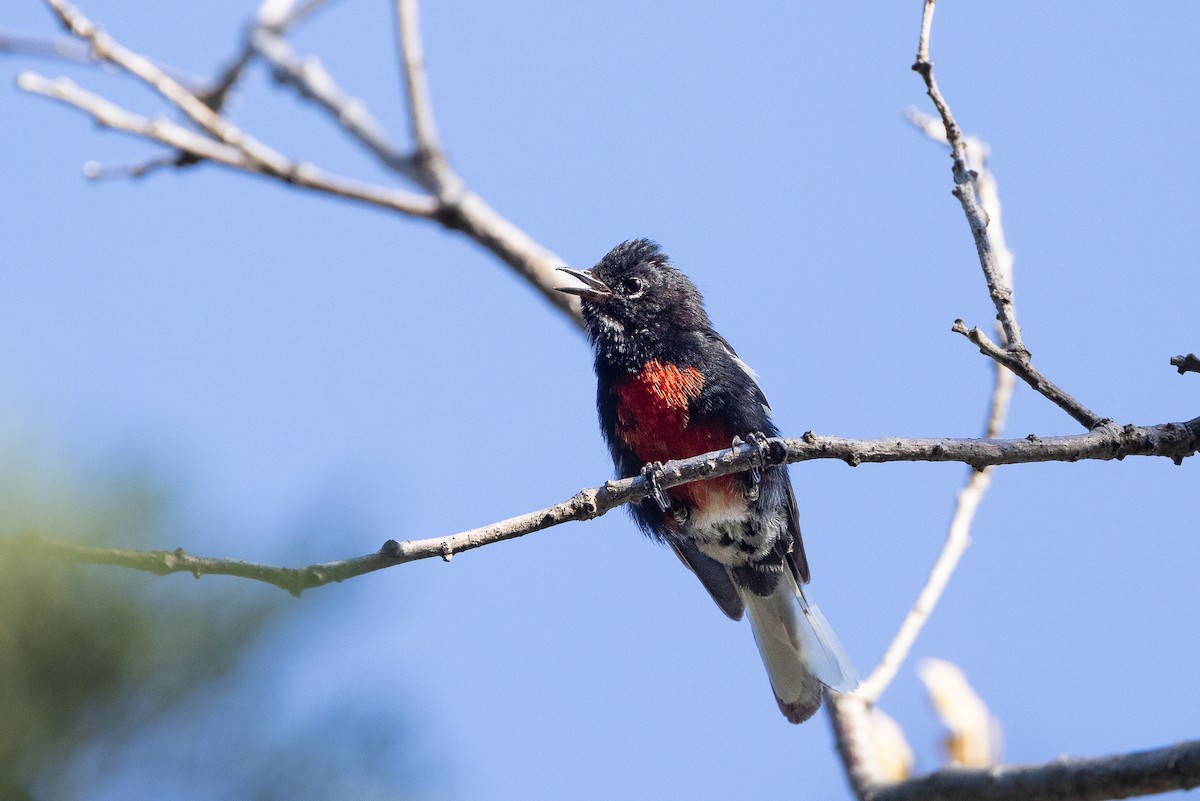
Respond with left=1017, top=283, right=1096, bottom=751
left=558, top=239, right=857, bottom=723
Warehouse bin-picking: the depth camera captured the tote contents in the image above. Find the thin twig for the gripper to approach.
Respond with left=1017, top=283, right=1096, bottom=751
left=0, top=25, right=209, bottom=89
left=19, top=419, right=1200, bottom=592
left=18, top=72, right=439, bottom=216
left=952, top=320, right=1104, bottom=429
left=247, top=25, right=578, bottom=322
left=28, top=473, right=607, bottom=596
left=198, top=39, right=255, bottom=114
left=0, top=26, right=95, bottom=64
left=205, top=0, right=336, bottom=113
left=258, top=0, right=335, bottom=30
left=284, top=0, right=337, bottom=28
left=868, top=738, right=1200, bottom=801
left=395, top=0, right=445, bottom=176
left=905, top=108, right=1013, bottom=292
left=911, top=0, right=1024, bottom=357
left=251, top=29, right=426, bottom=187
left=28, top=0, right=581, bottom=327
left=83, top=152, right=186, bottom=181
left=46, top=0, right=290, bottom=174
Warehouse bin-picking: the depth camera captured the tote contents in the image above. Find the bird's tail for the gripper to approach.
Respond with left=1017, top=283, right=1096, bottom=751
left=742, top=577, right=858, bottom=723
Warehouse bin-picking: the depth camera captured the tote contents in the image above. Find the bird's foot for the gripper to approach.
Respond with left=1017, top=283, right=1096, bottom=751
left=733, top=433, right=771, bottom=501
left=641, top=461, right=674, bottom=513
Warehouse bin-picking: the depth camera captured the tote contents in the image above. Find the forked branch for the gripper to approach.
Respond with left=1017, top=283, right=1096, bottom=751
left=18, top=0, right=579, bottom=326
left=911, top=0, right=1106, bottom=432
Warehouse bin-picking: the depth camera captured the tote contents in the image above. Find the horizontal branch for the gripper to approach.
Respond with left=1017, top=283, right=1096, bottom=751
left=871, top=738, right=1200, bottom=801
left=24, top=418, right=1200, bottom=593
left=778, top=418, right=1199, bottom=469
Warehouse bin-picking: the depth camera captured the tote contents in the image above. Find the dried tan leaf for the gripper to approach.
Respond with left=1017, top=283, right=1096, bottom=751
left=917, top=657, right=1002, bottom=766
left=865, top=706, right=915, bottom=781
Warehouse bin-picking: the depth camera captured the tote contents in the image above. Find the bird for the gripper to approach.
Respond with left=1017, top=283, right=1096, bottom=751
left=556, top=239, right=857, bottom=723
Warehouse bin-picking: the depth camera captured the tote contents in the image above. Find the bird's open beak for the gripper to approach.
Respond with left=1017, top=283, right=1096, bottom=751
left=554, top=267, right=612, bottom=302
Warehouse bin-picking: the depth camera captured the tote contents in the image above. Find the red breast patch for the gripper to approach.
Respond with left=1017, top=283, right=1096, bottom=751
left=613, top=360, right=738, bottom=513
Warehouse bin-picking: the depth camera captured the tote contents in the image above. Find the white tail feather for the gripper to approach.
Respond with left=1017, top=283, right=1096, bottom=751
left=743, top=578, right=858, bottom=722
left=792, top=581, right=859, bottom=693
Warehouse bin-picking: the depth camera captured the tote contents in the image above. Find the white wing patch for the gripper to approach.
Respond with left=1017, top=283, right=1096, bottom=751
left=713, top=336, right=773, bottom=415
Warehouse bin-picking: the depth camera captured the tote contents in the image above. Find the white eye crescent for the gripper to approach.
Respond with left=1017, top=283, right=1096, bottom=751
left=622, top=277, right=645, bottom=298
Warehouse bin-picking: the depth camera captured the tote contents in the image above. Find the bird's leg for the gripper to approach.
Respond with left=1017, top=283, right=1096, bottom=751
left=641, top=461, right=675, bottom=514
left=734, top=433, right=771, bottom=501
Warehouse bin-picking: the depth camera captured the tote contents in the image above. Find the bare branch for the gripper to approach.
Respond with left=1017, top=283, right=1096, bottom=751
left=829, top=693, right=886, bottom=801
left=25, top=0, right=582, bottom=327
left=860, top=121, right=1016, bottom=705
left=46, top=0, right=303, bottom=175
left=858, top=412, right=1003, bottom=705
left=868, top=739, right=1200, bottom=801
left=395, top=0, right=444, bottom=173
left=205, top=0, right=336, bottom=113
left=905, top=108, right=1013, bottom=294
left=28, top=470, right=607, bottom=595
left=83, top=151, right=186, bottom=181
left=911, top=0, right=1024, bottom=357
left=1, top=25, right=209, bottom=89
left=440, top=191, right=580, bottom=323
left=774, top=418, right=1200, bottom=470
left=861, top=324, right=1014, bottom=705
left=911, top=3, right=1109, bottom=432
left=18, top=72, right=439, bottom=217
left=198, top=39, right=255, bottom=114
left=1, top=26, right=95, bottom=65
left=258, top=0, right=335, bottom=31
left=1171, top=353, right=1200, bottom=375
left=953, top=320, right=1105, bottom=429
left=21, top=419, right=1200, bottom=591
left=250, top=29, right=426, bottom=186
left=284, top=0, right=337, bottom=28
left=836, top=11, right=1200, bottom=800
left=249, top=25, right=579, bottom=324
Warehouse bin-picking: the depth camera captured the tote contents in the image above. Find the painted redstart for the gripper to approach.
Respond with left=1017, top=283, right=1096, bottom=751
left=556, top=239, right=858, bottom=723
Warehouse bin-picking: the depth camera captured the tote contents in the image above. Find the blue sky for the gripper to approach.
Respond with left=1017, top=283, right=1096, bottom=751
left=3, top=1, right=1199, bottom=799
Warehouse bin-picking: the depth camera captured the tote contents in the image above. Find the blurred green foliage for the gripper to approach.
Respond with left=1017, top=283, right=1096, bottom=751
left=0, top=463, right=428, bottom=801
left=0, top=469, right=275, bottom=800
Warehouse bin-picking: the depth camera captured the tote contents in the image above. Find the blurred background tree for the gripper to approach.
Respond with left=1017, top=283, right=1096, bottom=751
left=0, top=453, right=428, bottom=801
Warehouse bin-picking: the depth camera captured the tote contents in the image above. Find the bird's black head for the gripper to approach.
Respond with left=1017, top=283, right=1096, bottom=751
left=556, top=239, right=711, bottom=365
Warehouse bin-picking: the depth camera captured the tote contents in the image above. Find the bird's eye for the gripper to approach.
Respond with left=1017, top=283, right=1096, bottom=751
left=622, top=277, right=645, bottom=298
